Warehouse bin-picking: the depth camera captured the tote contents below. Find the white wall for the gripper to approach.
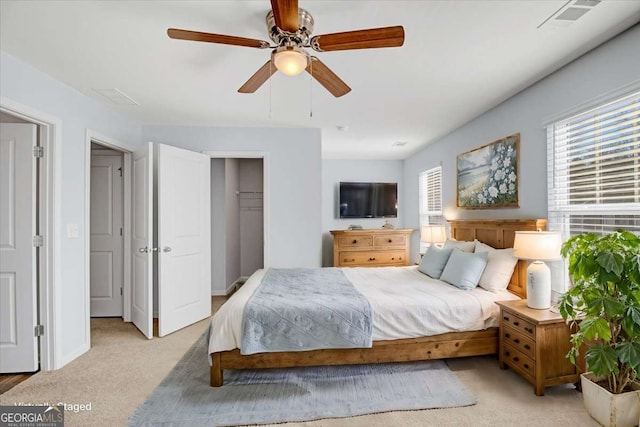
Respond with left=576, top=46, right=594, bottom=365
left=403, top=25, right=640, bottom=258
left=0, top=51, right=141, bottom=367
left=141, top=126, right=323, bottom=268
left=321, top=159, right=404, bottom=266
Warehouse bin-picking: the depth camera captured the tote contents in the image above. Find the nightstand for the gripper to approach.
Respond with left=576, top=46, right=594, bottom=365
left=496, top=299, right=584, bottom=396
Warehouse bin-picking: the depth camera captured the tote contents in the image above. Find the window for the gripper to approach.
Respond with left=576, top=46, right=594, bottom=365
left=547, top=90, right=640, bottom=238
left=419, top=166, right=444, bottom=251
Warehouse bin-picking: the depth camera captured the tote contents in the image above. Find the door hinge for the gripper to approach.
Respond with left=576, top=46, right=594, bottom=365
left=34, top=325, right=44, bottom=337
left=33, top=146, right=44, bottom=158
left=120, top=227, right=123, bottom=236
left=120, top=288, right=123, bottom=296
left=118, top=166, right=123, bottom=177
left=33, top=235, right=44, bottom=247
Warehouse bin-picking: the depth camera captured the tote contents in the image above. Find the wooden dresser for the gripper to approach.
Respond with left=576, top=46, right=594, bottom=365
left=496, top=300, right=583, bottom=396
left=330, top=229, right=413, bottom=267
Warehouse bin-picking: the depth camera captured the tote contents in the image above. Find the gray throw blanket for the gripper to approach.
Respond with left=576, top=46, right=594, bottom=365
left=241, top=268, right=373, bottom=355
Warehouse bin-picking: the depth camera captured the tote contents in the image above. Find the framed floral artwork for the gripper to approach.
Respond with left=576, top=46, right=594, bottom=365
left=456, top=133, right=519, bottom=209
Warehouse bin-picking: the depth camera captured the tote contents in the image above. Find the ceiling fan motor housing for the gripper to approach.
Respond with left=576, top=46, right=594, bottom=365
left=266, top=8, right=314, bottom=46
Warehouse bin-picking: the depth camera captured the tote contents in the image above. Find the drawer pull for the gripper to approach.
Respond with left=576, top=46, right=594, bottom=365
left=513, top=321, right=520, bottom=326
left=368, top=257, right=376, bottom=261
left=525, top=327, right=533, bottom=334
left=391, top=257, right=395, bottom=260
left=505, top=333, right=510, bottom=338
left=514, top=338, right=520, bottom=344
left=524, top=344, right=531, bottom=350
left=388, top=239, right=393, bottom=243
left=513, top=356, right=519, bottom=362
left=344, top=258, right=355, bottom=262
left=352, top=240, right=357, bottom=244
left=524, top=363, right=529, bottom=369
left=505, top=351, right=510, bottom=357
left=503, top=316, right=510, bottom=321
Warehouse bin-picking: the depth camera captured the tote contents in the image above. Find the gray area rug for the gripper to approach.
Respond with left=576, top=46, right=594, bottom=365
left=129, top=333, right=477, bottom=426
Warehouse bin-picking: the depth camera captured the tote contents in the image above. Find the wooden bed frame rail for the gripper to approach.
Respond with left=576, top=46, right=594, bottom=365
left=210, top=218, right=546, bottom=386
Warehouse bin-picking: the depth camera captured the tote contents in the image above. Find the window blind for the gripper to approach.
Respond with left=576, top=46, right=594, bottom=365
left=419, top=166, right=444, bottom=227
left=547, top=90, right=640, bottom=237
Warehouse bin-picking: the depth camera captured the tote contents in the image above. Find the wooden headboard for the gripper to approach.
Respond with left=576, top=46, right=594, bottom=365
left=448, top=219, right=547, bottom=299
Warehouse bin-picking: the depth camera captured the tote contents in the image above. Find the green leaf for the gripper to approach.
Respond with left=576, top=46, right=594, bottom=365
left=580, top=317, right=612, bottom=342
left=586, top=344, right=619, bottom=377
left=617, top=342, right=640, bottom=372
left=600, top=297, right=625, bottom=317
left=629, top=306, right=640, bottom=327
left=597, top=251, right=624, bottom=276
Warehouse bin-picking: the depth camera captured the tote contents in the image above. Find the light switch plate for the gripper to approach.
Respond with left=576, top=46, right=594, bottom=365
left=67, top=223, right=80, bottom=239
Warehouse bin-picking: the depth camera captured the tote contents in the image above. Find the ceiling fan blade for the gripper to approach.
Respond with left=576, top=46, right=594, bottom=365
left=306, top=57, right=351, bottom=98
left=310, top=26, right=405, bottom=52
left=167, top=28, right=270, bottom=49
left=238, top=61, right=277, bottom=93
left=270, top=0, right=299, bottom=33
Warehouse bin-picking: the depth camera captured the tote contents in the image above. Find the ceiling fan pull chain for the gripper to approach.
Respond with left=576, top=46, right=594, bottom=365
left=309, top=60, right=313, bottom=118
left=269, top=61, right=272, bottom=119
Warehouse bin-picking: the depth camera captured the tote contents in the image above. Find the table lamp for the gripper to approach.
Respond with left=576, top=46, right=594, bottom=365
left=513, top=231, right=562, bottom=309
left=421, top=225, right=446, bottom=247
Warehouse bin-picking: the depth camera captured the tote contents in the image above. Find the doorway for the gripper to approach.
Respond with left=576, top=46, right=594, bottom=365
left=208, top=152, right=269, bottom=296
left=89, top=143, right=124, bottom=317
left=0, top=112, right=41, bottom=376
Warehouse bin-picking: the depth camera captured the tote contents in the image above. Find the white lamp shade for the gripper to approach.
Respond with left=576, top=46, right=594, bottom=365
left=421, top=225, right=446, bottom=244
left=513, top=231, right=562, bottom=261
left=272, top=47, right=309, bottom=76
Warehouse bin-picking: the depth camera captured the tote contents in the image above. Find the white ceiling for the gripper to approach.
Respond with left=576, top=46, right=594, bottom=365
left=1, top=1, right=639, bottom=159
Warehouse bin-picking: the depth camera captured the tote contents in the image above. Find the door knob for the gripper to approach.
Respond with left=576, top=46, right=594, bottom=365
left=162, top=246, right=172, bottom=252
left=138, top=247, right=148, bottom=253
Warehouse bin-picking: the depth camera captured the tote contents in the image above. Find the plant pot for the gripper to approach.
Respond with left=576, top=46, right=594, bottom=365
left=581, top=373, right=640, bottom=427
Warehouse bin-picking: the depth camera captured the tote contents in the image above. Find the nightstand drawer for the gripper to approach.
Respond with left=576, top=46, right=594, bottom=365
left=502, top=326, right=535, bottom=359
left=503, top=344, right=535, bottom=379
left=501, top=312, right=535, bottom=339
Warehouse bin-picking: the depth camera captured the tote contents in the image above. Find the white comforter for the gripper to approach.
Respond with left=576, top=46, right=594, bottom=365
left=207, top=266, right=519, bottom=356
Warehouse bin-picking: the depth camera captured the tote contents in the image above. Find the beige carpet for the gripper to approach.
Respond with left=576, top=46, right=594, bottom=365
left=0, top=297, right=597, bottom=427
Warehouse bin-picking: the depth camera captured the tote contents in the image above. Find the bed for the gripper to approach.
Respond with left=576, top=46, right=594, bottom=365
left=208, top=218, right=547, bottom=386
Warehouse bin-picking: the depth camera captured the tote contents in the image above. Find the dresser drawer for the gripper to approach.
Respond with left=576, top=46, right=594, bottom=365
left=502, top=326, right=535, bottom=359
left=501, top=311, right=535, bottom=339
left=338, top=236, right=373, bottom=248
left=373, top=234, right=406, bottom=247
left=339, top=251, right=406, bottom=266
left=503, top=344, right=535, bottom=379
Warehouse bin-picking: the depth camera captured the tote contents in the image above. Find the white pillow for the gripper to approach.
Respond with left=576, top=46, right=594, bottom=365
left=440, top=248, right=488, bottom=290
left=417, top=245, right=454, bottom=279
left=442, top=238, right=475, bottom=253
left=474, top=241, right=518, bottom=293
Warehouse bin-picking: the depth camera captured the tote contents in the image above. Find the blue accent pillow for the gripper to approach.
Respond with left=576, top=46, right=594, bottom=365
left=417, top=245, right=454, bottom=279
left=440, top=248, right=489, bottom=290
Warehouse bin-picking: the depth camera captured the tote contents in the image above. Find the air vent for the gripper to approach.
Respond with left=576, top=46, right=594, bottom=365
left=538, top=0, right=600, bottom=29
left=92, top=88, right=139, bottom=106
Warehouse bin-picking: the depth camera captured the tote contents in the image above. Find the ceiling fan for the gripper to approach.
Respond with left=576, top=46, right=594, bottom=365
left=167, top=0, right=405, bottom=97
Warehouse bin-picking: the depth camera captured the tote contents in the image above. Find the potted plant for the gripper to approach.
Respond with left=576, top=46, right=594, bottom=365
left=558, top=230, right=640, bottom=427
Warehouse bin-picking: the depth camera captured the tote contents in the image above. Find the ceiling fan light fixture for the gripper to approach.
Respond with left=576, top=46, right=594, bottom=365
left=272, top=46, right=309, bottom=76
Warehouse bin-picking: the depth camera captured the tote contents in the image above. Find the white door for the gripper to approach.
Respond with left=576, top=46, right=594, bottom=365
left=0, top=123, right=38, bottom=373
left=90, top=153, right=124, bottom=317
left=131, top=142, right=153, bottom=339
left=157, top=144, right=211, bottom=337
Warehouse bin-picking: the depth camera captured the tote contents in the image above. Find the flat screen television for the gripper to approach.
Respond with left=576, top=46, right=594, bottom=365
left=339, top=182, right=397, bottom=218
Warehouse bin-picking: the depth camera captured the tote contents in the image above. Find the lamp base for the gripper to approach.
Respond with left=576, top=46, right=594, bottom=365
left=527, top=261, right=551, bottom=310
